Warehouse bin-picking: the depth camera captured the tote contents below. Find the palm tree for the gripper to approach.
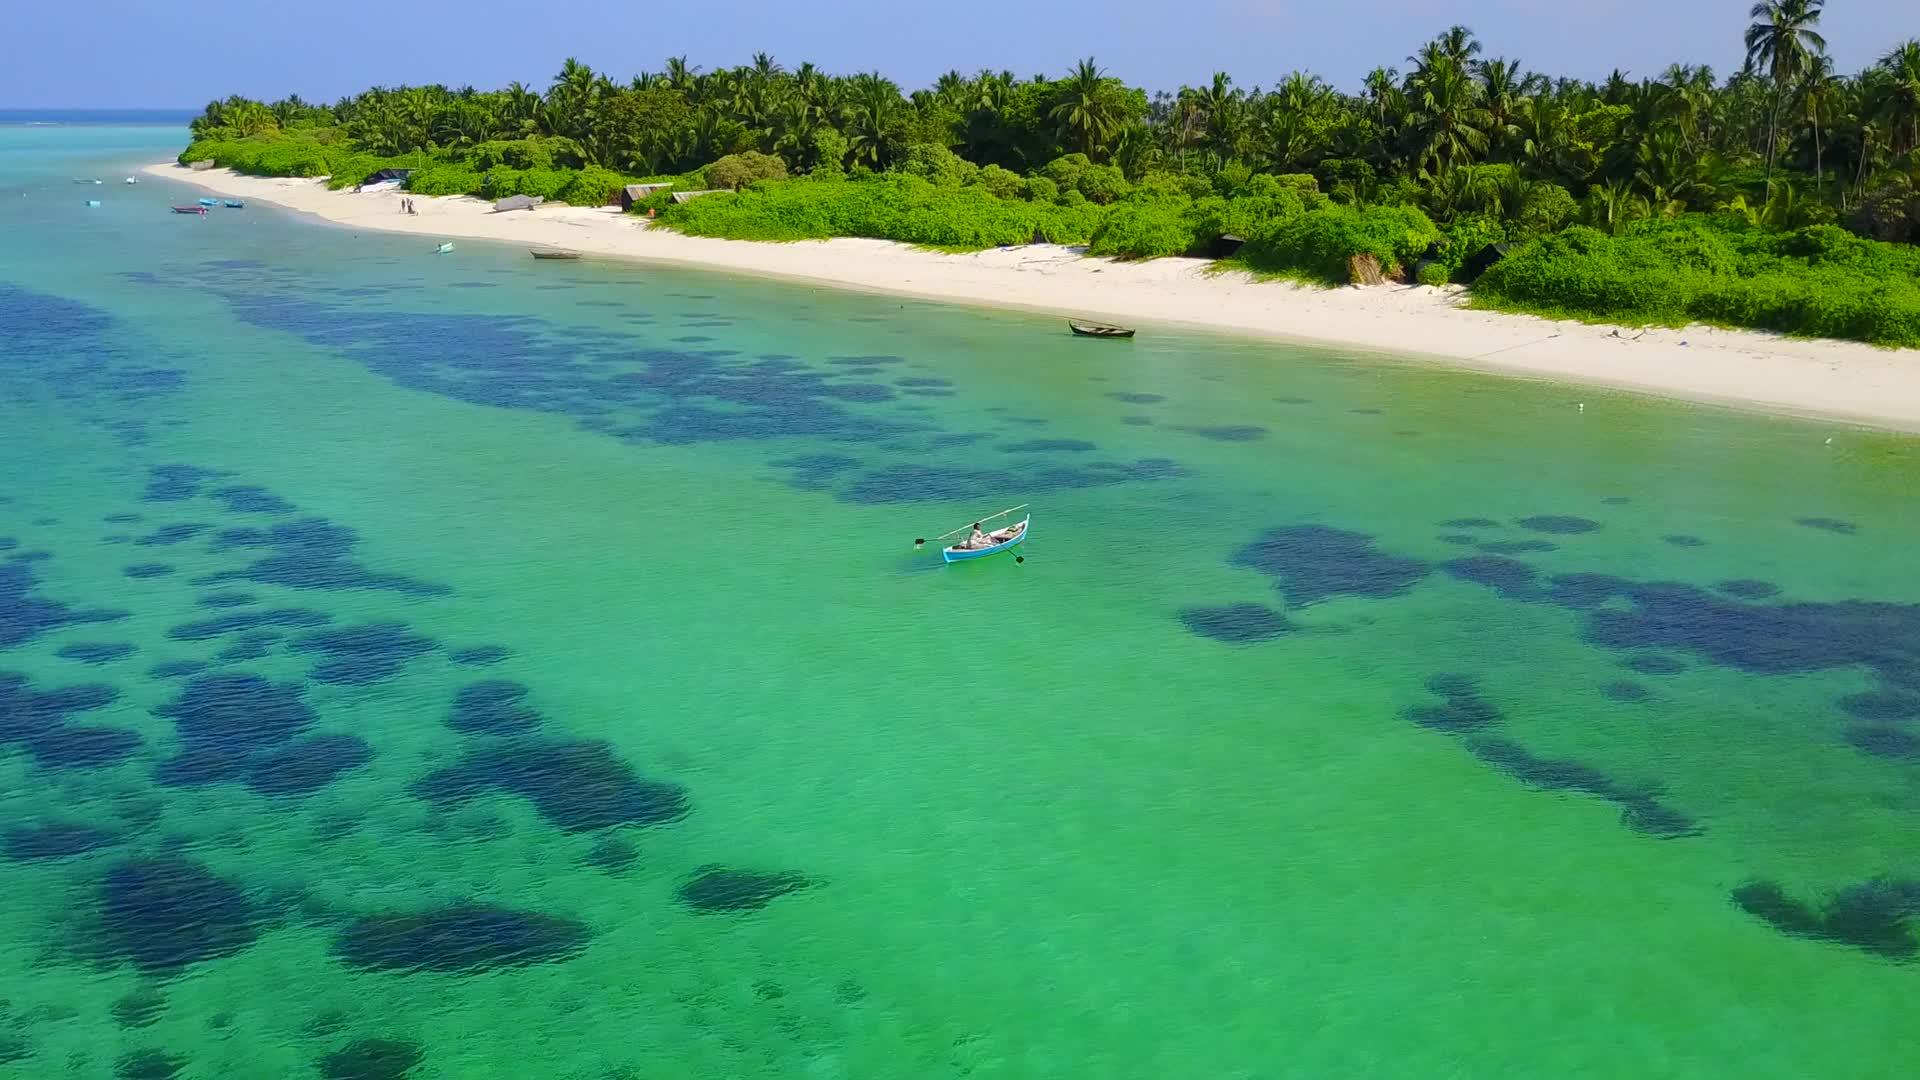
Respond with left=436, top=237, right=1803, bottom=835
left=1745, top=0, right=1828, bottom=192
left=843, top=73, right=903, bottom=169
left=1476, top=58, right=1529, bottom=158
left=1797, top=56, right=1839, bottom=197
left=1049, top=57, right=1124, bottom=159
left=1880, top=40, right=1920, bottom=155
left=1408, top=58, right=1490, bottom=176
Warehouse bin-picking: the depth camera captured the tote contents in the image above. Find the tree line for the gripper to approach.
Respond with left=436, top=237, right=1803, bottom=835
left=190, top=3, right=1919, bottom=239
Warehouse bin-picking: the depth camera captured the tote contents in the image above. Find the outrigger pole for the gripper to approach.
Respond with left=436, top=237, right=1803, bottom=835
left=914, top=504, right=1028, bottom=549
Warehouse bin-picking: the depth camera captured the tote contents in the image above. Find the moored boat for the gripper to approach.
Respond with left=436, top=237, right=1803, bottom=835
left=170, top=205, right=207, bottom=215
left=196, top=197, right=221, bottom=207
left=1068, top=320, right=1135, bottom=339
left=530, top=248, right=581, bottom=260
left=223, top=199, right=244, bottom=208
left=74, top=178, right=102, bottom=184
left=434, top=242, right=455, bottom=254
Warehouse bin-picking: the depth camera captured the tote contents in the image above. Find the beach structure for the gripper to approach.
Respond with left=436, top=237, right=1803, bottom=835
left=492, top=194, right=545, bottom=213
left=618, top=183, right=671, bottom=210
left=669, top=189, right=725, bottom=204
left=365, top=168, right=413, bottom=186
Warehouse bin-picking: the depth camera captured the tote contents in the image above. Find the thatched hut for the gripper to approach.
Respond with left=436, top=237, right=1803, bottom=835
left=668, top=189, right=725, bottom=204
left=618, top=183, right=671, bottom=210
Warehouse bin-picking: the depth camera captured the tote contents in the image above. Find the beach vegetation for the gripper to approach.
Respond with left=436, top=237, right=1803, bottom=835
left=178, top=11, right=1920, bottom=344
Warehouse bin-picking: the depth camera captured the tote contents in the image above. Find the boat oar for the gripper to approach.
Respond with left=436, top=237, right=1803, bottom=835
left=913, top=504, right=1027, bottom=550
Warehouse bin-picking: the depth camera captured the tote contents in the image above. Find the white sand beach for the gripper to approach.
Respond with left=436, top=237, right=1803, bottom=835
left=144, top=162, right=1920, bottom=433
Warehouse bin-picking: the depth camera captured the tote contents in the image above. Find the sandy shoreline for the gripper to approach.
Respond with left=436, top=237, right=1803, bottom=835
left=141, top=162, right=1920, bottom=433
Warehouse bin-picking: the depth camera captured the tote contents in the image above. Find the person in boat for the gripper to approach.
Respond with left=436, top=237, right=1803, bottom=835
left=964, top=524, right=988, bottom=549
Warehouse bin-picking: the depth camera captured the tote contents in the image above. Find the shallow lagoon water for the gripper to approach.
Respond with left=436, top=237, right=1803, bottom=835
left=1, top=127, right=1917, bottom=1079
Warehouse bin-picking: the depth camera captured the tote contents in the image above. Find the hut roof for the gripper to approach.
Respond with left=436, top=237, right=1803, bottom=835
left=669, top=189, right=725, bottom=204
left=624, top=183, right=671, bottom=198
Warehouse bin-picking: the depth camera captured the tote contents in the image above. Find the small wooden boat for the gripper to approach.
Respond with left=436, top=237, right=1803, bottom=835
left=170, top=205, right=207, bottom=215
left=84, top=199, right=101, bottom=207
left=434, top=242, right=455, bottom=254
left=1069, top=321, right=1135, bottom=339
left=943, top=517, right=1030, bottom=563
left=74, top=178, right=102, bottom=185
left=196, top=197, right=221, bottom=207
left=530, top=248, right=581, bottom=260
left=914, top=504, right=1032, bottom=564
left=223, top=199, right=244, bottom=209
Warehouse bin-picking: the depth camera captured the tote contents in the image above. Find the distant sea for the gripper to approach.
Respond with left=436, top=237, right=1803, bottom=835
left=0, top=108, right=194, bottom=126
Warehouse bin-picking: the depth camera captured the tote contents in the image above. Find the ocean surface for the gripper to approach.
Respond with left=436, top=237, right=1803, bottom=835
left=1, top=126, right=1916, bottom=1080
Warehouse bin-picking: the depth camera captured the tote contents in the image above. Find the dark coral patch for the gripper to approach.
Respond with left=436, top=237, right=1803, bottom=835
left=449, top=644, right=512, bottom=666
left=58, top=642, right=137, bottom=664
left=215, top=630, right=279, bottom=662
left=318, top=1038, right=425, bottom=1080
left=210, top=486, right=295, bottom=515
left=676, top=866, right=813, bottom=913
left=154, top=673, right=315, bottom=753
left=1796, top=517, right=1858, bottom=535
left=245, top=734, right=376, bottom=796
left=96, top=857, right=258, bottom=975
left=135, top=524, right=210, bottom=547
left=1000, top=439, right=1096, bottom=453
left=1662, top=534, right=1707, bottom=548
left=1625, top=654, right=1687, bottom=676
left=0, top=673, right=118, bottom=747
left=333, top=904, right=590, bottom=974
left=1465, top=736, right=1697, bottom=837
left=1232, top=525, right=1430, bottom=608
left=1516, top=515, right=1601, bottom=535
left=0, top=561, right=129, bottom=650
left=1716, top=579, right=1781, bottom=600
left=123, top=563, right=174, bottom=579
left=1440, top=518, right=1499, bottom=529
left=1601, top=496, right=1633, bottom=506
left=582, top=835, right=640, bottom=874
left=148, top=660, right=208, bottom=679
left=1179, top=603, right=1292, bottom=644
left=1838, top=691, right=1920, bottom=722
left=1106, top=392, right=1165, bottom=404
left=142, top=465, right=221, bottom=503
left=115, top=1049, right=186, bottom=1080
left=31, top=724, right=143, bottom=769
left=895, top=376, right=951, bottom=388
left=200, top=517, right=446, bottom=595
left=1442, top=556, right=1540, bottom=600
left=1178, top=424, right=1266, bottom=442
left=1404, top=674, right=1503, bottom=733
left=4, top=821, right=122, bottom=860
left=1603, top=680, right=1651, bottom=703
left=111, top=986, right=167, bottom=1028
left=411, top=738, right=689, bottom=832
left=104, top=513, right=144, bottom=524
left=291, top=622, right=438, bottom=685
left=447, top=680, right=542, bottom=734
left=1479, top=540, right=1557, bottom=555
left=1732, top=878, right=1920, bottom=959
left=1846, top=725, right=1919, bottom=760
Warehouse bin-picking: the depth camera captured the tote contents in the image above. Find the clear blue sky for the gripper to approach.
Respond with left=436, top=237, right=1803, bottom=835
left=10, top=0, right=1914, bottom=108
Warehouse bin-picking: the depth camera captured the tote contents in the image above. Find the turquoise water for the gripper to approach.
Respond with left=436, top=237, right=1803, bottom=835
left=2, top=127, right=1917, bottom=1080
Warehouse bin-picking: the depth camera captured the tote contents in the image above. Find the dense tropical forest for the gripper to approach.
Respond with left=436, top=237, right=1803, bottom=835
left=182, top=2, right=1920, bottom=344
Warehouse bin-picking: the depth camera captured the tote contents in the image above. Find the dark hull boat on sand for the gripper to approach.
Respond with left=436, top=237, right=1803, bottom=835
left=1069, top=320, right=1135, bottom=339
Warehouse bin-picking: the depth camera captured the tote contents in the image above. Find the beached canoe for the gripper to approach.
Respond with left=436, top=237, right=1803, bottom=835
left=170, top=205, right=206, bottom=215
left=943, top=517, right=1030, bottom=563
left=223, top=199, right=244, bottom=209
left=434, top=242, right=454, bottom=254
left=530, top=248, right=581, bottom=260
left=196, top=197, right=221, bottom=207
left=1069, top=321, right=1135, bottom=339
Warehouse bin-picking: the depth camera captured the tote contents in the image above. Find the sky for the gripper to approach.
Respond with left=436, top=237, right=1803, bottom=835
left=7, top=0, right=1915, bottom=108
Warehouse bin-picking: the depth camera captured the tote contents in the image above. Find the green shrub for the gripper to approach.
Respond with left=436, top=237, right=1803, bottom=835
left=656, top=173, right=1101, bottom=249
left=463, top=137, right=581, bottom=171
left=1040, top=154, right=1130, bottom=204
left=1087, top=199, right=1199, bottom=259
left=1471, top=215, right=1920, bottom=346
left=406, top=163, right=486, bottom=197
left=1514, top=183, right=1577, bottom=238
left=482, top=167, right=574, bottom=201
left=1193, top=190, right=1308, bottom=243
left=706, top=151, right=788, bottom=191
left=974, top=164, right=1022, bottom=199
left=1437, top=213, right=1508, bottom=279
left=1239, top=203, right=1442, bottom=284
left=900, top=144, right=978, bottom=187
left=1022, top=176, right=1059, bottom=202
left=556, top=165, right=633, bottom=207
left=1416, top=262, right=1452, bottom=286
